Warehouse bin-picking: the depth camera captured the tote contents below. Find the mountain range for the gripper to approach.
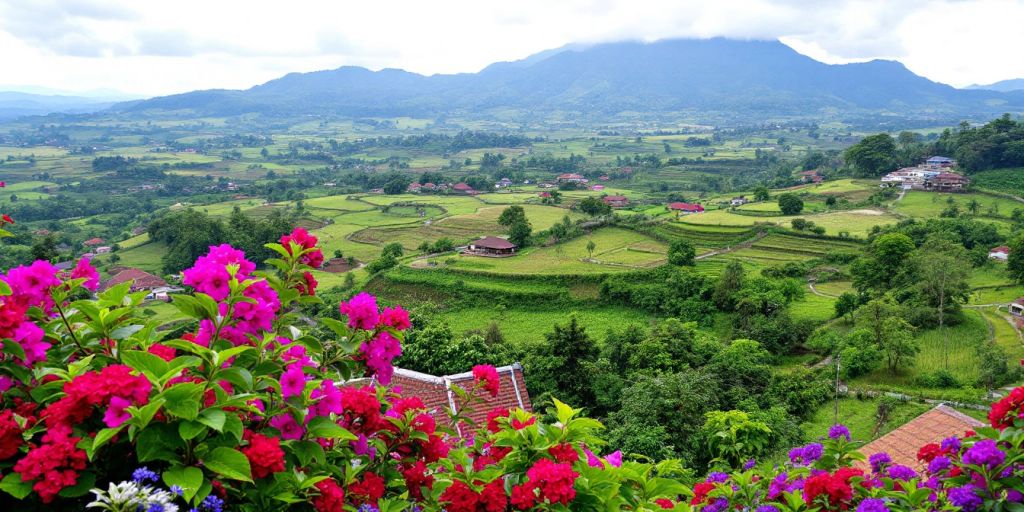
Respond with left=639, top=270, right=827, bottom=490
left=966, top=78, right=1024, bottom=92
left=16, top=38, right=1024, bottom=122
left=0, top=91, right=123, bottom=121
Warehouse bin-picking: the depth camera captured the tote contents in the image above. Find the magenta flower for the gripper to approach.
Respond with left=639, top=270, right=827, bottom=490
left=103, top=396, right=132, bottom=428
left=310, top=380, right=342, bottom=417
left=270, top=414, right=304, bottom=440
left=280, top=363, right=308, bottom=399
left=339, top=292, right=379, bottom=330
left=379, top=305, right=411, bottom=330
left=13, top=321, right=49, bottom=367
left=70, top=256, right=99, bottom=291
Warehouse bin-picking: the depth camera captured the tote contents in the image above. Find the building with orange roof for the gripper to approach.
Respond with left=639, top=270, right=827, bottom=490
left=858, top=404, right=983, bottom=470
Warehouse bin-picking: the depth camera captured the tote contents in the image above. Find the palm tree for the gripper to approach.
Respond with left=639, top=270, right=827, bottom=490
left=586, top=240, right=596, bottom=259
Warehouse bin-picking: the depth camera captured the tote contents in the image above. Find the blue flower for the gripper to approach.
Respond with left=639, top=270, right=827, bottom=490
left=358, top=505, right=380, bottom=512
left=132, top=467, right=160, bottom=484
left=170, top=485, right=184, bottom=496
left=147, top=504, right=165, bottom=512
left=856, top=498, right=889, bottom=512
left=200, top=496, right=225, bottom=512
left=743, top=458, right=757, bottom=470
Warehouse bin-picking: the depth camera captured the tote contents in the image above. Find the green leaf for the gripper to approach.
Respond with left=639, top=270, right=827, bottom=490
left=178, top=420, right=207, bottom=440
left=1, top=339, right=26, bottom=361
left=222, top=412, right=244, bottom=442
left=288, top=440, right=326, bottom=467
left=202, top=447, right=253, bottom=483
left=552, top=397, right=576, bottom=425
left=306, top=416, right=356, bottom=441
left=319, top=317, right=349, bottom=339
left=122, top=350, right=170, bottom=383
left=217, top=367, right=253, bottom=390
left=0, top=280, right=11, bottom=296
left=163, top=466, right=204, bottom=503
left=0, top=472, right=32, bottom=499
left=111, top=324, right=145, bottom=340
left=58, top=472, right=96, bottom=497
left=198, top=409, right=226, bottom=432
left=89, top=426, right=125, bottom=459
left=136, top=424, right=184, bottom=463
left=160, top=382, right=205, bottom=421
left=129, top=398, right=166, bottom=430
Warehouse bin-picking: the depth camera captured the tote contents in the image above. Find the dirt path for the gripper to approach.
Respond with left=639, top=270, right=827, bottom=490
left=695, top=230, right=767, bottom=260
left=808, top=281, right=838, bottom=298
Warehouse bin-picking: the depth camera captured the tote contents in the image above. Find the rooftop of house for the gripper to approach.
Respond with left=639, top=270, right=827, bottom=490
left=927, top=156, right=954, bottom=162
left=102, top=268, right=168, bottom=291
left=83, top=237, right=105, bottom=246
left=472, top=236, right=516, bottom=250
left=858, top=404, right=983, bottom=470
left=602, top=195, right=628, bottom=202
left=386, top=363, right=531, bottom=432
left=668, top=202, right=704, bottom=211
left=991, top=246, right=1010, bottom=253
left=452, top=183, right=474, bottom=191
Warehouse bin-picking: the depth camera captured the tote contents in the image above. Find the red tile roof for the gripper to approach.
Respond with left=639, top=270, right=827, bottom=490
left=538, top=192, right=551, bottom=198
left=102, top=268, right=168, bottom=292
left=472, top=236, right=516, bottom=250
left=388, top=364, right=532, bottom=433
left=83, top=237, right=105, bottom=246
left=990, top=246, right=1010, bottom=253
left=602, top=195, right=628, bottom=202
left=1014, top=297, right=1024, bottom=306
left=858, top=404, right=983, bottom=470
left=667, top=202, right=704, bottom=212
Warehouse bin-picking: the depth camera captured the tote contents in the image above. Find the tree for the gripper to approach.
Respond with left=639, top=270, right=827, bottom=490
left=879, top=317, right=918, bottom=374
left=700, top=410, right=771, bottom=471
left=777, top=193, right=804, bottom=215
left=858, top=298, right=900, bottom=347
left=382, top=242, right=404, bottom=258
left=668, top=239, right=695, bottom=266
left=524, top=316, right=600, bottom=410
left=586, top=239, right=596, bottom=259
left=753, top=185, right=770, bottom=201
left=1009, top=235, right=1024, bottom=284
left=30, top=235, right=58, bottom=262
left=834, top=292, right=859, bottom=323
left=967, top=199, right=981, bottom=215
left=713, top=261, right=744, bottom=311
left=578, top=196, right=612, bottom=216
left=913, top=238, right=970, bottom=362
left=843, top=133, right=898, bottom=176
left=499, top=205, right=532, bottom=247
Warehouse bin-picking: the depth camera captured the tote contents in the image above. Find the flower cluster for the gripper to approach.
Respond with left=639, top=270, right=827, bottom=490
left=989, top=386, right=1024, bottom=430
left=471, top=364, right=500, bottom=397
left=510, top=458, right=580, bottom=509
left=338, top=292, right=409, bottom=384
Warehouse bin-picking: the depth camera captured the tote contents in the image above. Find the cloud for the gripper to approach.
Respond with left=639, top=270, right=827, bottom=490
left=0, top=0, right=1021, bottom=96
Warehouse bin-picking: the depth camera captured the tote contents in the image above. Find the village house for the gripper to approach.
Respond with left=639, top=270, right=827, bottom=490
left=667, top=202, right=705, bottom=214
left=591, top=185, right=605, bottom=191
left=799, top=170, right=824, bottom=183
left=495, top=178, right=513, bottom=189
left=538, top=191, right=552, bottom=199
left=421, top=182, right=438, bottom=191
left=407, top=182, right=422, bottom=193
left=452, top=182, right=477, bottom=195
left=730, top=196, right=749, bottom=206
left=927, top=172, right=970, bottom=192
left=926, top=156, right=955, bottom=168
left=858, top=404, right=983, bottom=470
left=881, top=167, right=970, bottom=192
left=556, top=173, right=587, bottom=184
left=467, top=236, right=517, bottom=256
left=95, top=246, right=112, bottom=254
left=101, top=268, right=168, bottom=294
left=602, top=195, right=629, bottom=208
left=378, top=364, right=531, bottom=432
left=598, top=175, right=610, bottom=181
left=989, top=246, right=1010, bottom=261
left=83, top=237, right=105, bottom=247
left=1011, top=298, right=1024, bottom=317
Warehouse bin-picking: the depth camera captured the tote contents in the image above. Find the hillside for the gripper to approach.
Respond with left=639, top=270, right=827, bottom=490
left=0, top=91, right=120, bottom=120
left=967, top=78, right=1024, bottom=92
left=121, top=38, right=1024, bottom=121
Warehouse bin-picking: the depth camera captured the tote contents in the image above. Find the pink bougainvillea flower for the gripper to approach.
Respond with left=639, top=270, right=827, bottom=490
left=279, top=363, right=308, bottom=400
left=472, top=365, right=500, bottom=397
left=339, top=292, right=379, bottom=330
left=379, top=305, right=411, bottom=330
left=269, top=414, right=304, bottom=440
left=102, top=396, right=132, bottom=428
left=69, top=256, right=99, bottom=291
left=13, top=321, right=50, bottom=367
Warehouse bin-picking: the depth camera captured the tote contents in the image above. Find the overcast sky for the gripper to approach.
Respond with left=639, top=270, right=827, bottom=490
left=1, top=0, right=1022, bottom=98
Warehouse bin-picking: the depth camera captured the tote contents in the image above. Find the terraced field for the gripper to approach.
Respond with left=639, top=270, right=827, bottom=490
left=444, top=227, right=667, bottom=275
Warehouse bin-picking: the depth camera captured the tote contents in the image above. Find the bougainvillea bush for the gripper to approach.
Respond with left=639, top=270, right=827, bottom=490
left=0, top=220, right=1023, bottom=511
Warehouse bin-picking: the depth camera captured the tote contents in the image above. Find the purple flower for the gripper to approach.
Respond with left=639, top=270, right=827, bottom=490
left=961, top=439, right=1006, bottom=468
left=856, top=498, right=890, bottom=512
left=743, top=458, right=757, bottom=470
left=768, top=472, right=789, bottom=499
left=707, top=472, right=729, bottom=484
left=887, top=464, right=918, bottom=481
left=132, top=467, right=159, bottom=483
left=869, top=452, right=891, bottom=473
left=948, top=485, right=982, bottom=511
left=704, top=498, right=728, bottom=512
left=927, top=456, right=951, bottom=474
left=789, top=443, right=823, bottom=466
left=756, top=506, right=779, bottom=512
left=940, top=435, right=961, bottom=453
left=828, top=423, right=851, bottom=441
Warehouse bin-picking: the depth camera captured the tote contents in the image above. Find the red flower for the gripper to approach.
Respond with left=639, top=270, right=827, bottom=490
left=548, top=443, right=580, bottom=464
left=0, top=409, right=23, bottom=460
left=147, top=343, right=176, bottom=362
left=297, top=271, right=318, bottom=296
left=13, top=424, right=87, bottom=503
left=401, top=460, right=434, bottom=501
left=280, top=228, right=324, bottom=268
left=486, top=407, right=511, bottom=433
left=339, top=386, right=382, bottom=434
left=917, top=443, right=943, bottom=463
left=242, top=431, right=286, bottom=479
left=691, top=482, right=715, bottom=505
left=472, top=365, right=500, bottom=397
left=655, top=498, right=676, bottom=509
left=989, top=387, right=1024, bottom=430
left=1, top=214, right=13, bottom=225
left=312, top=478, right=344, bottom=512
left=440, top=480, right=479, bottom=512
left=511, top=482, right=537, bottom=510
left=480, top=480, right=508, bottom=512
left=349, top=472, right=385, bottom=505
left=803, top=467, right=862, bottom=508
left=511, top=416, right=536, bottom=430
left=380, top=305, right=411, bottom=330
left=522, top=458, right=579, bottom=506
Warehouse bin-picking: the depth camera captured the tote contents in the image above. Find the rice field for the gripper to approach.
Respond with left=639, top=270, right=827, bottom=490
left=445, top=227, right=667, bottom=275
left=436, top=304, right=654, bottom=347
left=894, top=191, right=1022, bottom=220
left=678, top=207, right=897, bottom=237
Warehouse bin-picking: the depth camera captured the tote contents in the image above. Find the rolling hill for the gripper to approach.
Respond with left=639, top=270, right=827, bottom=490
left=122, top=38, right=1024, bottom=120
